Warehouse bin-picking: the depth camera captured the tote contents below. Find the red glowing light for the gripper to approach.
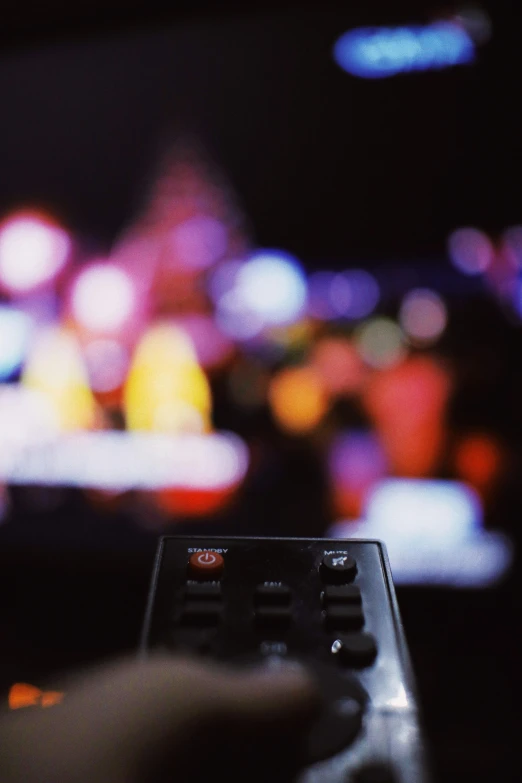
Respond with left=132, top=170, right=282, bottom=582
left=363, top=357, right=452, bottom=477
left=454, top=433, right=504, bottom=498
left=154, top=486, right=238, bottom=517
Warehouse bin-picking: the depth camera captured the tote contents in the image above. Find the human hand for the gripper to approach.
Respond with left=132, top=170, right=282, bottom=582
left=1, top=655, right=319, bottom=783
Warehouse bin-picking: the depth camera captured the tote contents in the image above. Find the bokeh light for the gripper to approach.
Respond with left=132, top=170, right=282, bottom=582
left=355, top=317, right=406, bottom=369
left=234, top=250, right=307, bottom=327
left=329, top=431, right=388, bottom=518
left=84, top=339, right=129, bottom=394
left=71, top=264, right=135, bottom=333
left=330, top=270, right=380, bottom=320
left=454, top=433, right=504, bottom=499
left=310, top=337, right=366, bottom=397
left=170, top=216, right=228, bottom=270
left=269, top=366, right=326, bottom=434
left=363, top=356, right=452, bottom=477
left=207, top=259, right=243, bottom=303
left=333, top=22, right=475, bottom=79
left=307, top=272, right=338, bottom=319
left=215, top=290, right=265, bottom=340
left=8, top=683, right=64, bottom=710
left=0, top=386, right=59, bottom=463
left=22, top=327, right=96, bottom=431
left=153, top=432, right=248, bottom=517
left=447, top=227, right=494, bottom=275
left=364, top=479, right=483, bottom=544
left=0, top=212, right=71, bottom=294
left=124, top=323, right=212, bottom=434
left=399, top=288, right=448, bottom=345
left=0, top=306, right=33, bottom=380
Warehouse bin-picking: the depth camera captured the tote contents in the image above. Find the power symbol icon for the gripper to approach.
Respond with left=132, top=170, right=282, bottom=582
left=188, top=551, right=225, bottom=579
left=198, top=552, right=217, bottom=565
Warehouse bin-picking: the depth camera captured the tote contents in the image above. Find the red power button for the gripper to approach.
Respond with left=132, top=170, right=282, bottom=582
left=188, top=551, right=225, bottom=580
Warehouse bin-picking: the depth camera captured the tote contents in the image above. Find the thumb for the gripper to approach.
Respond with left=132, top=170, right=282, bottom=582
left=131, top=656, right=320, bottom=782
left=1, top=655, right=319, bottom=783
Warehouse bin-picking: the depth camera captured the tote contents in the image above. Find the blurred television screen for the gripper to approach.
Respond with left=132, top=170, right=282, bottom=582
left=0, top=5, right=518, bottom=586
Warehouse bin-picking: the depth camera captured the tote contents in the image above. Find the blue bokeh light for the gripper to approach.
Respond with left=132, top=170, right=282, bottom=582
left=333, top=21, right=475, bottom=79
left=330, top=270, right=380, bottom=319
left=0, top=306, right=33, bottom=380
left=307, top=271, right=338, bottom=319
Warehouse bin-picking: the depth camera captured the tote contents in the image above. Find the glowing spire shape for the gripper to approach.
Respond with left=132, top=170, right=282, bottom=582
left=124, top=323, right=212, bottom=434
left=22, top=326, right=96, bottom=431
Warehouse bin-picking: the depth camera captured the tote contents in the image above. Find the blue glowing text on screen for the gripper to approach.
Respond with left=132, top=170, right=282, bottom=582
left=333, top=22, right=475, bottom=79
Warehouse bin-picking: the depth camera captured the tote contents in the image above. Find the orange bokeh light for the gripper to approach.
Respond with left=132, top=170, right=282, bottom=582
left=9, top=683, right=64, bottom=710
left=269, top=366, right=327, bottom=434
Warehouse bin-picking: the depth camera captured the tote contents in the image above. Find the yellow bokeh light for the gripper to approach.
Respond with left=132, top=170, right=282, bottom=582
left=124, top=323, right=212, bottom=434
left=269, top=366, right=327, bottom=434
left=22, top=326, right=96, bottom=431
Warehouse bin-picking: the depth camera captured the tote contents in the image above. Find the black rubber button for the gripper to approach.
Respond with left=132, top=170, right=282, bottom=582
left=320, top=554, right=357, bottom=583
left=184, top=583, right=222, bottom=600
left=324, top=605, right=364, bottom=631
left=255, top=606, right=292, bottom=627
left=179, top=602, right=223, bottom=626
left=332, top=633, right=378, bottom=667
left=322, top=585, right=362, bottom=605
left=254, top=584, right=291, bottom=605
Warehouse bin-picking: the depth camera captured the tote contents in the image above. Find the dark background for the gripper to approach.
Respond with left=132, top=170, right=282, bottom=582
left=0, top=2, right=521, bottom=780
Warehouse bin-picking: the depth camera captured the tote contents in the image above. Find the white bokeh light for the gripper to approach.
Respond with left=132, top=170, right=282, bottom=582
left=0, top=214, right=71, bottom=293
left=234, top=250, right=307, bottom=326
left=329, top=479, right=513, bottom=588
left=72, top=264, right=135, bottom=332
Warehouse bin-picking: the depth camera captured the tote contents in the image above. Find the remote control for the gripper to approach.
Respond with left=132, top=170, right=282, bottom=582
left=141, top=536, right=430, bottom=782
